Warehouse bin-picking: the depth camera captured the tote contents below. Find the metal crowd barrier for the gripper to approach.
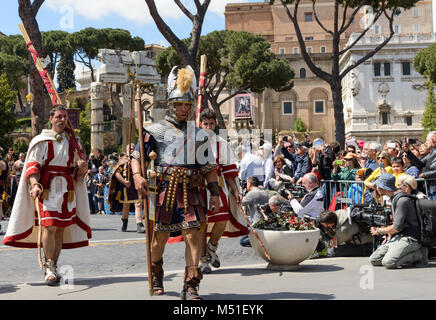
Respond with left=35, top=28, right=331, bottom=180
left=319, top=178, right=436, bottom=209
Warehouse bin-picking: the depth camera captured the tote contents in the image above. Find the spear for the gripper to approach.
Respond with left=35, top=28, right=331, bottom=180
left=135, top=84, right=154, bottom=296
left=18, top=24, right=85, bottom=160
left=195, top=55, right=207, bottom=127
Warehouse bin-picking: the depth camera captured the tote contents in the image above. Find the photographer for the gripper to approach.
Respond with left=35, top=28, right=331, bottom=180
left=403, top=131, right=436, bottom=200
left=267, top=155, right=293, bottom=191
left=318, top=210, right=373, bottom=257
left=369, top=173, right=428, bottom=269
left=287, top=173, right=324, bottom=219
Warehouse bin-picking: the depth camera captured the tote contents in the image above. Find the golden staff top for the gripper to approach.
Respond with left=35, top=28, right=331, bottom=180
left=18, top=24, right=85, bottom=160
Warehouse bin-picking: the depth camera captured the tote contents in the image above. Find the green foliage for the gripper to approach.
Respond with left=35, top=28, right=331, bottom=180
left=13, top=140, right=29, bottom=154
left=293, top=117, right=307, bottom=133
left=0, top=35, right=28, bottom=90
left=79, top=102, right=91, bottom=155
left=414, top=43, right=436, bottom=85
left=253, top=210, right=315, bottom=231
left=156, top=29, right=294, bottom=98
left=68, top=28, right=145, bottom=72
left=421, top=81, right=436, bottom=139
left=0, top=73, right=18, bottom=148
left=57, top=53, right=76, bottom=92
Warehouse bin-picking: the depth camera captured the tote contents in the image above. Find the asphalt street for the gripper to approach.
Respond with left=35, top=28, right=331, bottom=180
left=2, top=214, right=436, bottom=302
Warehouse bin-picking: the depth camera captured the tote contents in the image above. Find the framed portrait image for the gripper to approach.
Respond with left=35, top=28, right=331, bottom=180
left=234, top=94, right=252, bottom=120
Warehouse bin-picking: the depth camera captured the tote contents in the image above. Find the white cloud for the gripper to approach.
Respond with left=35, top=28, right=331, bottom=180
left=208, top=0, right=251, bottom=16
left=44, top=0, right=253, bottom=25
left=44, top=0, right=183, bottom=25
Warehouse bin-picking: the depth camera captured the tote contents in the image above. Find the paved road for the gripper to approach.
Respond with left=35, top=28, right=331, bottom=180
left=0, top=214, right=263, bottom=284
left=2, top=214, right=436, bottom=302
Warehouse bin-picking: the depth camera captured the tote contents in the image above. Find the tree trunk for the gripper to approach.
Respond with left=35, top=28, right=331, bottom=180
left=208, top=95, right=226, bottom=130
left=330, top=81, right=346, bottom=148
left=19, top=0, right=46, bottom=136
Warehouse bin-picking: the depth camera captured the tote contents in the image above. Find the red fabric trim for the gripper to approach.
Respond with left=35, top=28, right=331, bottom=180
left=25, top=161, right=41, bottom=171
left=168, top=235, right=184, bottom=244
left=1, top=227, right=34, bottom=246
left=25, top=168, right=40, bottom=180
left=222, top=171, right=238, bottom=179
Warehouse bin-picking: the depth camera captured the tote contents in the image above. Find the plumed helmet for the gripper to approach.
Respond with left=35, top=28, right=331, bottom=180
left=167, top=65, right=197, bottom=105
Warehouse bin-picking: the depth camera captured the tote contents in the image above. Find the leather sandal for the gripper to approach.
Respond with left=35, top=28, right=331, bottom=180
left=206, top=241, right=220, bottom=268
left=151, top=259, right=164, bottom=295
left=44, top=259, right=59, bottom=286
left=180, top=266, right=203, bottom=300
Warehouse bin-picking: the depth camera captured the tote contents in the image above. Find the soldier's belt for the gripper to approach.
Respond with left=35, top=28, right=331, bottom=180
left=155, top=165, right=198, bottom=177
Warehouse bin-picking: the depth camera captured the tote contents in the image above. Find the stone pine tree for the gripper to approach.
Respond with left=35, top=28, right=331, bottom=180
left=57, top=53, right=76, bottom=93
left=156, top=30, right=294, bottom=129
left=269, top=0, right=420, bottom=147
left=414, top=43, right=436, bottom=138
left=18, top=0, right=46, bottom=136
left=0, top=73, right=18, bottom=148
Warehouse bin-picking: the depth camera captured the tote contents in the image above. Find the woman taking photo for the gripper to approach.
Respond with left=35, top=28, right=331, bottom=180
left=364, top=150, right=393, bottom=190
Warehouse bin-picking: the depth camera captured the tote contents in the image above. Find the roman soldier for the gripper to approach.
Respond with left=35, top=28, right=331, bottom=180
left=108, top=143, right=145, bottom=233
left=198, top=108, right=249, bottom=273
left=2, top=106, right=92, bottom=286
left=131, top=65, right=220, bottom=300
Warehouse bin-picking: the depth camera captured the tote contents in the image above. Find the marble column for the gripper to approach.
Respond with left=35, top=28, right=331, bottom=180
left=90, top=82, right=104, bottom=153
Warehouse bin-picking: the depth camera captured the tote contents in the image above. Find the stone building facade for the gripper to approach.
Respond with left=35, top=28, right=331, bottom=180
left=224, top=0, right=434, bottom=143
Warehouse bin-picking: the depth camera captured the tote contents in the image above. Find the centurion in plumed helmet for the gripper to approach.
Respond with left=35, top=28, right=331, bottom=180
left=166, top=65, right=197, bottom=122
left=167, top=65, right=197, bottom=103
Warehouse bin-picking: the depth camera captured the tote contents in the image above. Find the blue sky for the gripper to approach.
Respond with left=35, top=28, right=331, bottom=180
left=0, top=0, right=260, bottom=45
left=0, top=0, right=266, bottom=87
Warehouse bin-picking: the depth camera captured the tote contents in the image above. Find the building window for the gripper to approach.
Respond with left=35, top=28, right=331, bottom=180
left=374, top=25, right=381, bottom=34
left=282, top=101, right=293, bottom=115
left=320, top=46, right=326, bottom=53
left=384, top=62, right=391, bottom=76
left=314, top=100, right=325, bottom=114
left=374, top=63, right=381, bottom=76
left=413, top=23, right=420, bottom=33
left=394, top=24, right=401, bottom=34
left=402, top=61, right=411, bottom=76
left=307, top=47, right=312, bottom=53
left=405, top=116, right=412, bottom=126
left=305, top=12, right=313, bottom=22
left=381, top=112, right=388, bottom=125
left=279, top=48, right=285, bottom=55
left=305, top=36, right=314, bottom=41
left=413, top=7, right=419, bottom=17
left=374, top=62, right=391, bottom=77
left=299, top=68, right=306, bottom=78
left=293, top=47, right=299, bottom=54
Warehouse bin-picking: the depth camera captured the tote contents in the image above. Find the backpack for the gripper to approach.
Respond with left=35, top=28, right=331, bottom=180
left=392, top=192, right=436, bottom=247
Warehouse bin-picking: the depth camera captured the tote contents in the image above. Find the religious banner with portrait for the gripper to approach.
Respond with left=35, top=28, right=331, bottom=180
left=234, top=94, right=252, bottom=120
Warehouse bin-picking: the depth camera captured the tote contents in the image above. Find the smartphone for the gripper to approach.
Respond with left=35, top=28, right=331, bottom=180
left=380, top=162, right=385, bottom=169
left=387, top=143, right=396, bottom=149
left=334, top=160, right=344, bottom=166
left=313, top=139, right=324, bottom=148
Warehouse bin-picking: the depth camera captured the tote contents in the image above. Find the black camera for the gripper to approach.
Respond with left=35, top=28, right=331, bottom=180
left=283, top=136, right=288, bottom=142
left=278, top=182, right=307, bottom=200
left=258, top=203, right=272, bottom=216
left=350, top=203, right=392, bottom=227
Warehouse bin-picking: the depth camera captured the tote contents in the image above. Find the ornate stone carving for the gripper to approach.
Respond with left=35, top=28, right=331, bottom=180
left=350, top=71, right=360, bottom=96
left=377, top=82, right=390, bottom=100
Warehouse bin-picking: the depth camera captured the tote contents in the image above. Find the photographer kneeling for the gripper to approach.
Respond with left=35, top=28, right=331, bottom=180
left=369, top=172, right=428, bottom=269
left=318, top=210, right=373, bottom=257
left=287, top=173, right=324, bottom=219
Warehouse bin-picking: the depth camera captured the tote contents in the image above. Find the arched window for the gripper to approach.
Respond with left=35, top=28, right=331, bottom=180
left=299, top=68, right=306, bottom=78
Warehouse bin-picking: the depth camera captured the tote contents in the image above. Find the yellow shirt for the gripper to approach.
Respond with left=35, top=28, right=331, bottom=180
left=364, top=166, right=393, bottom=186
left=393, top=171, right=406, bottom=187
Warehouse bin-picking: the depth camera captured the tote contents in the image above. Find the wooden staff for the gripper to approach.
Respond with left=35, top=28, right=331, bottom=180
left=18, top=24, right=85, bottom=160
left=233, top=195, right=271, bottom=261
left=34, top=198, right=43, bottom=270
left=135, top=84, right=153, bottom=296
left=195, top=55, right=207, bottom=127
